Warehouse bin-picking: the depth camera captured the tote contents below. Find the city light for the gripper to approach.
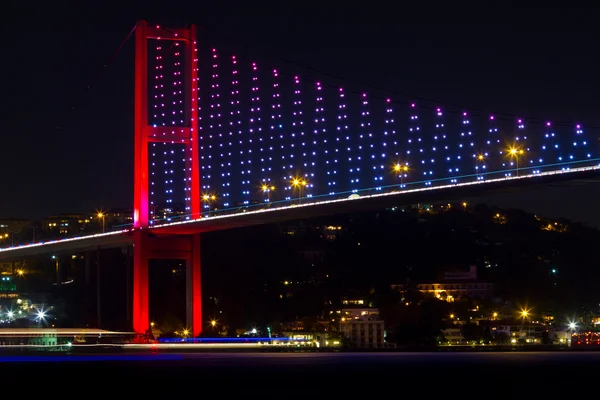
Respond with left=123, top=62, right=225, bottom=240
left=36, top=309, right=47, bottom=322
left=97, top=211, right=105, bottom=233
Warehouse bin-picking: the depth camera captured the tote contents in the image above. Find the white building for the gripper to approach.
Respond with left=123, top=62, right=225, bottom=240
left=340, top=309, right=385, bottom=349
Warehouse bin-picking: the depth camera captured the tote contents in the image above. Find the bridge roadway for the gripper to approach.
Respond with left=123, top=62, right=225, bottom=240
left=0, top=165, right=599, bottom=262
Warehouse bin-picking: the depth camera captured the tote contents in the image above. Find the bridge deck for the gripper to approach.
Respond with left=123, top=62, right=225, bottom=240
left=0, top=165, right=598, bottom=261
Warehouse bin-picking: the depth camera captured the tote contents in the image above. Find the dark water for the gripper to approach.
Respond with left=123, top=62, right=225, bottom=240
left=1, top=351, right=595, bottom=395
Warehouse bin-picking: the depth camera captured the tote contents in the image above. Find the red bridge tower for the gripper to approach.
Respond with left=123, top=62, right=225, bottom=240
left=132, top=20, right=202, bottom=336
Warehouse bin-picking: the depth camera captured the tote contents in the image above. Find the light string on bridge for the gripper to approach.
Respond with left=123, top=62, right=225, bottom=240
left=326, top=88, right=343, bottom=194
left=415, top=104, right=427, bottom=183
left=270, top=69, right=282, bottom=197
left=222, top=55, right=239, bottom=207
left=384, top=98, right=398, bottom=160
left=172, top=41, right=185, bottom=213
left=517, top=118, right=532, bottom=174
left=481, top=115, right=498, bottom=177
left=458, top=111, right=473, bottom=183
left=201, top=48, right=220, bottom=210
left=430, top=107, right=447, bottom=187
left=365, top=93, right=382, bottom=189
left=574, top=124, right=590, bottom=161
left=149, top=40, right=166, bottom=221
left=420, top=105, right=434, bottom=185
left=334, top=88, right=347, bottom=194
left=230, top=55, right=246, bottom=205
left=350, top=93, right=366, bottom=193
left=406, top=103, right=418, bottom=182
left=285, top=75, right=303, bottom=197
left=192, top=39, right=201, bottom=216
left=313, top=82, right=325, bottom=197
left=249, top=62, right=263, bottom=200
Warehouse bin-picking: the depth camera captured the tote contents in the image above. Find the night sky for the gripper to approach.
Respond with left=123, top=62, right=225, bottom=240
left=2, top=4, right=599, bottom=226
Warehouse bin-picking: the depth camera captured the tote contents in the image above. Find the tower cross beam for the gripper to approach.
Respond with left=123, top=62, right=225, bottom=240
left=146, top=27, right=191, bottom=41
left=147, top=126, right=192, bottom=144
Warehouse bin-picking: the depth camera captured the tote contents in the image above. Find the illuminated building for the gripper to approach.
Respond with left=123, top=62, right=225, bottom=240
left=0, top=218, right=30, bottom=237
left=322, top=225, right=343, bottom=240
left=0, top=274, right=17, bottom=298
left=339, top=308, right=385, bottom=349
left=42, top=214, right=92, bottom=235
left=393, top=266, right=493, bottom=302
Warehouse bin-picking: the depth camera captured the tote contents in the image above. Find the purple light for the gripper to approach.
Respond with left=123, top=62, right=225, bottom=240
left=546, top=122, right=551, bottom=127
left=362, top=93, right=367, bottom=98
left=518, top=119, right=522, bottom=124
left=490, top=115, right=494, bottom=120
left=576, top=124, right=581, bottom=129
left=463, top=112, right=467, bottom=116
left=436, top=108, right=441, bottom=112
left=386, top=98, right=391, bottom=103
left=411, top=103, right=415, bottom=108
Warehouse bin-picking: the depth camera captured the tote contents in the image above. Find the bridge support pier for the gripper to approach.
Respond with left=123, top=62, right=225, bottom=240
left=132, top=230, right=203, bottom=337
left=186, top=234, right=202, bottom=337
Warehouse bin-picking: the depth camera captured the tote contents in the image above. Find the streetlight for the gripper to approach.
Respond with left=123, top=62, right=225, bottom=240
left=210, top=319, right=217, bottom=330
left=568, top=321, right=577, bottom=347
left=291, top=178, right=308, bottom=203
left=1, top=232, right=14, bottom=247
left=520, top=309, right=529, bottom=341
left=261, top=184, right=275, bottom=204
left=508, top=146, right=524, bottom=176
left=52, top=255, right=59, bottom=284
left=476, top=154, right=485, bottom=180
left=97, top=212, right=105, bottom=233
left=393, top=163, right=409, bottom=188
left=202, top=194, right=217, bottom=216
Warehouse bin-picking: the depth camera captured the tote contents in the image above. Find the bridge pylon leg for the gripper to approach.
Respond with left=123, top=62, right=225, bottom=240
left=186, top=234, right=202, bottom=337
left=132, top=230, right=150, bottom=335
